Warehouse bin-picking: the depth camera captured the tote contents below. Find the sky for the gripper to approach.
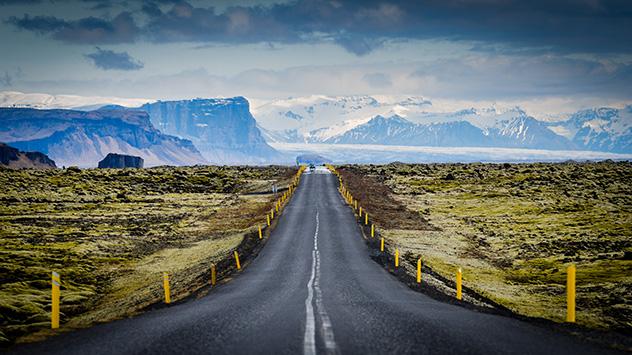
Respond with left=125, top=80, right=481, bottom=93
left=0, top=0, right=631, bottom=115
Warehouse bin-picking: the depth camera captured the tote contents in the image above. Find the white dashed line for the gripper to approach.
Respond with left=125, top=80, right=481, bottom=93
left=304, top=211, right=336, bottom=355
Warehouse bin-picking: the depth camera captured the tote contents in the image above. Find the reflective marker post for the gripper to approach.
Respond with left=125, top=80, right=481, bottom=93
left=163, top=272, right=171, bottom=304
left=567, top=265, right=576, bottom=322
left=51, top=271, right=60, bottom=329
left=456, top=268, right=462, bottom=300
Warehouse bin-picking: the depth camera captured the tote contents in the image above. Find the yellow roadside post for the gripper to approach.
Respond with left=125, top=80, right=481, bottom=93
left=267, top=214, right=271, bottom=226
left=211, top=264, right=217, bottom=286
left=258, top=226, right=263, bottom=239
left=163, top=272, right=171, bottom=304
left=567, top=264, right=576, bottom=322
left=271, top=209, right=274, bottom=219
left=371, top=224, right=375, bottom=238
left=456, top=268, right=462, bottom=300
left=380, top=237, right=384, bottom=252
left=395, top=249, right=399, bottom=268
left=234, top=251, right=241, bottom=270
left=359, top=206, right=363, bottom=217
left=365, top=212, right=368, bottom=225
left=417, top=258, right=422, bottom=284
left=354, top=199, right=358, bottom=211
left=51, top=271, right=60, bottom=329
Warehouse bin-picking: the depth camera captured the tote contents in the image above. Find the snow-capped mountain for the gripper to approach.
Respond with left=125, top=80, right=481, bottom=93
left=548, top=107, right=632, bottom=153
left=323, top=115, right=486, bottom=146
left=254, top=95, right=632, bottom=153
left=252, top=95, right=432, bottom=143
left=488, top=115, right=575, bottom=150
left=323, top=114, right=574, bottom=150
left=0, top=91, right=150, bottom=110
left=2, top=91, right=630, bottom=160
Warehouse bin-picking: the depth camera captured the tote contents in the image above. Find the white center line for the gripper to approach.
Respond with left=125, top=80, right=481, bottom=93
left=304, top=211, right=337, bottom=355
left=304, top=249, right=317, bottom=355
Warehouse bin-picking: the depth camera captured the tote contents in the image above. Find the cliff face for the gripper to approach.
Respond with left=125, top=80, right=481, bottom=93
left=98, top=153, right=144, bottom=168
left=0, top=142, right=56, bottom=169
left=0, top=108, right=207, bottom=167
left=141, top=98, right=280, bottom=164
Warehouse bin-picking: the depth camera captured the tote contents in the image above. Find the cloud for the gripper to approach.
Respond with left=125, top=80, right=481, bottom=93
left=5, top=0, right=632, bottom=55
left=363, top=72, right=392, bottom=88
left=7, top=12, right=139, bottom=44
left=15, top=53, right=632, bottom=104
left=84, top=47, right=143, bottom=70
left=334, top=35, right=384, bottom=56
left=0, top=67, right=24, bottom=87
left=0, top=0, right=42, bottom=4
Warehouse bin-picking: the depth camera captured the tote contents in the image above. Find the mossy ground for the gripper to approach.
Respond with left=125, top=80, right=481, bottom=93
left=0, top=165, right=296, bottom=344
left=338, top=162, right=631, bottom=331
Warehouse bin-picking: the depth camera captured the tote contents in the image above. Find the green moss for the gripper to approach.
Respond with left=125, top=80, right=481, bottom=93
left=341, top=161, right=632, bottom=330
left=0, top=165, right=297, bottom=344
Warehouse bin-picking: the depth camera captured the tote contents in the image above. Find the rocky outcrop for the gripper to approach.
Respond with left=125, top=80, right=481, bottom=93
left=98, top=153, right=144, bottom=169
left=0, top=142, right=56, bottom=169
left=0, top=108, right=207, bottom=167
left=140, top=97, right=281, bottom=164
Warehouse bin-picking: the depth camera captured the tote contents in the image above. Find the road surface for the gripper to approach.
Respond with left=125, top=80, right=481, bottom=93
left=10, top=166, right=618, bottom=354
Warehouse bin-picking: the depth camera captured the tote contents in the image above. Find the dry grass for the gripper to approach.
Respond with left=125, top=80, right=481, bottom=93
left=338, top=162, right=632, bottom=331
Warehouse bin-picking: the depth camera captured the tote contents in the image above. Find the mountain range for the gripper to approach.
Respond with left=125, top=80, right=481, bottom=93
left=0, top=92, right=281, bottom=166
left=0, top=108, right=206, bottom=167
left=1, top=91, right=630, bottom=166
left=254, top=95, right=631, bottom=154
left=0, top=91, right=149, bottom=111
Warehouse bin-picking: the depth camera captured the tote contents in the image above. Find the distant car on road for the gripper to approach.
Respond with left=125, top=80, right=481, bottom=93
left=309, top=164, right=315, bottom=172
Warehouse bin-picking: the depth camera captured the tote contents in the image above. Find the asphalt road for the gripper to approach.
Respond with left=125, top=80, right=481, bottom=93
left=10, top=167, right=619, bottom=354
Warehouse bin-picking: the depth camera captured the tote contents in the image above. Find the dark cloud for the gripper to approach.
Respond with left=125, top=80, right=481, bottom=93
left=334, top=35, right=383, bottom=56
left=0, top=0, right=42, bottom=4
left=84, top=47, right=143, bottom=70
left=5, top=0, right=632, bottom=55
left=7, top=11, right=139, bottom=44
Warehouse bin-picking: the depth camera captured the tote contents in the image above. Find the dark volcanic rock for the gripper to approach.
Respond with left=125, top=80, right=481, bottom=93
left=0, top=142, right=56, bottom=169
left=98, top=153, right=144, bottom=169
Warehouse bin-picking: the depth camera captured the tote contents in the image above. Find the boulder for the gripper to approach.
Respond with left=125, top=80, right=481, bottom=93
left=98, top=153, right=144, bottom=169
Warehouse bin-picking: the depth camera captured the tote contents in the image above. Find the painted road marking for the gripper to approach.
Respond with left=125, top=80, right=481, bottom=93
left=304, top=250, right=317, bottom=355
left=304, top=211, right=337, bottom=355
